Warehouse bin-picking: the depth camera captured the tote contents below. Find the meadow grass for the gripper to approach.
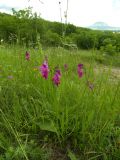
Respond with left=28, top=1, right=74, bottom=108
left=0, top=46, right=120, bottom=160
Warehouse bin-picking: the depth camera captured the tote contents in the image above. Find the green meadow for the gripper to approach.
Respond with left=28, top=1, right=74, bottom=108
left=0, top=46, right=120, bottom=160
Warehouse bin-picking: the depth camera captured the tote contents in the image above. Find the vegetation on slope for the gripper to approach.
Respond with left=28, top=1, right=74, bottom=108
left=0, top=7, right=120, bottom=55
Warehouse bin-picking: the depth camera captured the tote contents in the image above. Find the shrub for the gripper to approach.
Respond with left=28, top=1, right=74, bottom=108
left=42, top=31, right=62, bottom=47
left=100, top=44, right=117, bottom=55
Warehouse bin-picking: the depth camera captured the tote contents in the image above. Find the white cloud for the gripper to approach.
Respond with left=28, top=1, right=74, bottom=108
left=0, top=0, right=120, bottom=27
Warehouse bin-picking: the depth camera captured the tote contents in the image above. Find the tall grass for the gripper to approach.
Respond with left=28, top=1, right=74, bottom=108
left=0, top=46, right=120, bottom=160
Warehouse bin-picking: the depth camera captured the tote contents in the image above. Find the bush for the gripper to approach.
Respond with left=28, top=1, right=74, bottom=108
left=75, top=31, right=97, bottom=49
left=42, top=31, right=62, bottom=47
left=100, top=44, right=117, bottom=55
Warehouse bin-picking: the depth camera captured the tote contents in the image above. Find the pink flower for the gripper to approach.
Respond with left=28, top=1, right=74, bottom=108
left=40, top=60, right=49, bottom=79
left=25, top=51, right=30, bottom=61
left=52, top=70, right=61, bottom=86
left=77, top=64, right=83, bottom=78
left=78, top=64, right=83, bottom=68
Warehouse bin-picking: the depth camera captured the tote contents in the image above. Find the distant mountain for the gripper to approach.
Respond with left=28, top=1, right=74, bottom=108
left=88, top=22, right=120, bottom=31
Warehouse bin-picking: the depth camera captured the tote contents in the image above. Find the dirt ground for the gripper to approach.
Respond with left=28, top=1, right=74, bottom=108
left=95, top=66, right=120, bottom=82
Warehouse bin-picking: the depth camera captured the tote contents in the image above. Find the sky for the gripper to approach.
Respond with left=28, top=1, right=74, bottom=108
left=0, top=0, right=120, bottom=27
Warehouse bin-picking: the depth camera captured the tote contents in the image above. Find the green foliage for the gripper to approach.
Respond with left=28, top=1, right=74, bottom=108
left=68, top=150, right=78, bottom=160
left=12, top=7, right=34, bottom=19
left=75, top=31, right=96, bottom=49
left=48, top=22, right=63, bottom=36
left=100, top=38, right=117, bottom=55
left=43, top=31, right=62, bottom=46
left=65, top=23, right=77, bottom=35
left=100, top=44, right=117, bottom=55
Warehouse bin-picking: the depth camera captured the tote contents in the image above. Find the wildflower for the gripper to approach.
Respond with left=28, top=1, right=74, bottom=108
left=25, top=51, right=30, bottom=60
left=64, top=64, right=68, bottom=71
left=52, top=69, right=61, bottom=86
left=40, top=60, right=49, bottom=79
left=77, top=64, right=83, bottom=78
left=56, top=69, right=61, bottom=76
left=78, top=64, right=83, bottom=68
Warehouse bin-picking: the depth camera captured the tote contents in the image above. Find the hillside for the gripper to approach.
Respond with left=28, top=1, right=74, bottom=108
left=0, top=9, right=120, bottom=54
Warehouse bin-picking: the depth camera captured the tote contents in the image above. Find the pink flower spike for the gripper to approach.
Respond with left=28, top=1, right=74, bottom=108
left=56, top=69, right=61, bottom=76
left=78, top=70, right=83, bottom=78
left=52, top=70, right=61, bottom=86
left=78, top=64, right=83, bottom=68
left=40, top=60, right=49, bottom=79
left=25, top=51, right=30, bottom=61
left=77, top=64, right=83, bottom=78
